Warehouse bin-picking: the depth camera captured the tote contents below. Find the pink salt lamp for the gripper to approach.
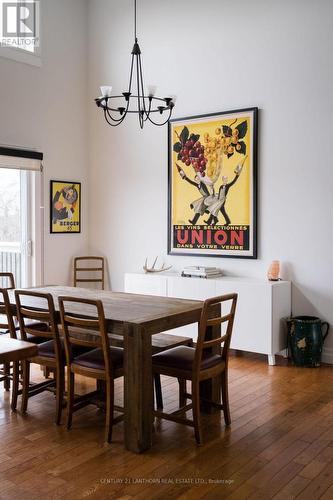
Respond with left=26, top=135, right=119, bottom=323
left=267, top=260, right=280, bottom=281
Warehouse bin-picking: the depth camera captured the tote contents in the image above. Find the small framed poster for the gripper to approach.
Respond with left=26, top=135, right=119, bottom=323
left=168, top=107, right=258, bottom=258
left=50, top=180, right=81, bottom=234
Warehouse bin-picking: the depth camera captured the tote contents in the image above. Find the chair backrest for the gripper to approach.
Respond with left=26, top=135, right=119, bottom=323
left=15, top=290, right=61, bottom=354
left=58, top=297, right=112, bottom=373
left=0, top=288, right=17, bottom=338
left=73, top=256, right=105, bottom=290
left=194, top=293, right=238, bottom=372
left=0, top=272, right=15, bottom=290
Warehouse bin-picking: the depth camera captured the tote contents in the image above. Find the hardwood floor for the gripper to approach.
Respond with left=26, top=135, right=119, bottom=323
left=1, top=353, right=333, bottom=499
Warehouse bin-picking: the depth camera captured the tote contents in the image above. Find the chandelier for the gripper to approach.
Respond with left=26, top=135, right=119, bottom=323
left=95, top=0, right=176, bottom=129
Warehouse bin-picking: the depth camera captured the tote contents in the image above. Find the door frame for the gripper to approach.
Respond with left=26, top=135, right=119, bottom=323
left=19, top=168, right=44, bottom=287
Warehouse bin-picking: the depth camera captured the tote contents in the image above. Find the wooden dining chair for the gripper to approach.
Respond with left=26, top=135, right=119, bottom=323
left=0, top=272, right=47, bottom=396
left=0, top=273, right=16, bottom=340
left=152, top=293, right=238, bottom=445
left=0, top=272, right=15, bottom=291
left=0, top=273, right=18, bottom=393
left=59, top=297, right=124, bottom=443
left=0, top=272, right=47, bottom=335
left=14, top=290, right=65, bottom=424
left=0, top=288, right=17, bottom=392
left=73, top=257, right=105, bottom=290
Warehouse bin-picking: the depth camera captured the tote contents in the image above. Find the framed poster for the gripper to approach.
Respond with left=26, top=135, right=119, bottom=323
left=50, top=180, right=81, bottom=234
left=168, top=107, right=258, bottom=258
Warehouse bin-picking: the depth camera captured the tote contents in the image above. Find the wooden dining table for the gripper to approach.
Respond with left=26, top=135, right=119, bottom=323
left=5, top=285, right=221, bottom=453
left=0, top=337, right=38, bottom=364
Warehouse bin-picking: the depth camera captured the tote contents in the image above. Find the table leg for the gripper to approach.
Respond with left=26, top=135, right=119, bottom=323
left=200, top=303, right=221, bottom=413
left=124, top=323, right=153, bottom=453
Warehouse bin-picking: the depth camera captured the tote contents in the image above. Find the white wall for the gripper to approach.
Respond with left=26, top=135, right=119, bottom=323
left=88, top=0, right=333, bottom=358
left=0, top=0, right=89, bottom=285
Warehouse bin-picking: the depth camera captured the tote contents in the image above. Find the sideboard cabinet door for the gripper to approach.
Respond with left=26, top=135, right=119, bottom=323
left=215, top=280, right=271, bottom=355
left=124, top=273, right=167, bottom=297
left=168, top=276, right=216, bottom=300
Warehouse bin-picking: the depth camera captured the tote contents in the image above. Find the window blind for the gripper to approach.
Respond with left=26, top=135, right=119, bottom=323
left=0, top=147, right=43, bottom=171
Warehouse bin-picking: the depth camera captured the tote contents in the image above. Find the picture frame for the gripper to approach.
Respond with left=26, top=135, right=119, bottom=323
left=50, top=180, right=81, bottom=234
left=168, top=107, right=258, bottom=258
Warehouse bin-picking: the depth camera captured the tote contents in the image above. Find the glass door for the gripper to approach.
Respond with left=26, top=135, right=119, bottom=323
left=0, top=167, right=41, bottom=287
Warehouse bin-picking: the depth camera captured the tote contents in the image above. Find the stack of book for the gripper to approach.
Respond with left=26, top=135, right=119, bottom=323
left=181, top=266, right=223, bottom=279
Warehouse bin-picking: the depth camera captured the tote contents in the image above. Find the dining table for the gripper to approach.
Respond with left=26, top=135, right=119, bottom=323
left=5, top=285, right=221, bottom=453
left=0, top=336, right=38, bottom=364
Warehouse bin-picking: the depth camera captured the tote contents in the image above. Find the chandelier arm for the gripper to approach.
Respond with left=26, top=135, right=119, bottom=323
left=103, top=112, right=121, bottom=127
left=104, top=110, right=122, bottom=126
left=135, top=53, right=144, bottom=127
left=106, top=107, right=126, bottom=122
left=107, top=98, right=130, bottom=118
left=143, top=98, right=152, bottom=121
left=138, top=54, right=146, bottom=113
left=104, top=108, right=126, bottom=126
left=138, top=53, right=151, bottom=120
left=124, top=96, right=131, bottom=115
left=139, top=112, right=144, bottom=129
left=146, top=106, right=173, bottom=126
left=128, top=53, right=135, bottom=94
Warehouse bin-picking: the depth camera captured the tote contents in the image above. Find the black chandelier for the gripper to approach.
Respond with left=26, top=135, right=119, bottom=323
left=95, top=0, right=175, bottom=129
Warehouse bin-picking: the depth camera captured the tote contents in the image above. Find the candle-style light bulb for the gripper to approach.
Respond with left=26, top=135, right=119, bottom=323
left=100, top=86, right=112, bottom=97
left=147, top=85, right=157, bottom=97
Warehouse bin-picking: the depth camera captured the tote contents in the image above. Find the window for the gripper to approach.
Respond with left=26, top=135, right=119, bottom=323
left=0, top=0, right=41, bottom=66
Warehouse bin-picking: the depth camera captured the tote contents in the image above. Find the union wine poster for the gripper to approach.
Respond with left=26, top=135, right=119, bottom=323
left=168, top=108, right=258, bottom=258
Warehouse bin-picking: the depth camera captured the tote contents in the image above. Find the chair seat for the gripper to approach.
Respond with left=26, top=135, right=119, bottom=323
left=72, top=347, right=123, bottom=371
left=37, top=340, right=59, bottom=359
left=26, top=334, right=50, bottom=344
left=36, top=339, right=91, bottom=361
left=152, top=346, right=224, bottom=372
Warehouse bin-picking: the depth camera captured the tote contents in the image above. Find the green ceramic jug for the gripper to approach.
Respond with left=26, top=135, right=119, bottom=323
left=287, top=316, right=329, bottom=367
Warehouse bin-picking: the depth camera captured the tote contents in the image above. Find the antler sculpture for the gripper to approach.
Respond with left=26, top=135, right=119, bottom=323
left=143, top=257, right=172, bottom=273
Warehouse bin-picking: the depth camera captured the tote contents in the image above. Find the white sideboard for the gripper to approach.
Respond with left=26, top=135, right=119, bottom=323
left=124, top=273, right=291, bottom=365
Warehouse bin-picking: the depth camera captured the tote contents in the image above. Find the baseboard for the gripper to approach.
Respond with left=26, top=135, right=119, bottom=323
left=322, top=347, right=333, bottom=365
